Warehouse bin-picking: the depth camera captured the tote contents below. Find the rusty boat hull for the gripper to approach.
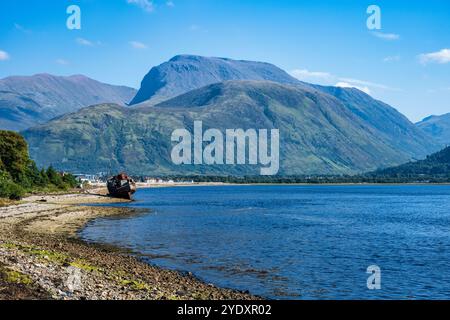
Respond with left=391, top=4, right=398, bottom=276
left=107, top=174, right=137, bottom=200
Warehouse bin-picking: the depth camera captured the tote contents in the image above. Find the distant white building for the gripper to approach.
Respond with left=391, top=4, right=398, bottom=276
left=74, top=174, right=101, bottom=184
left=144, top=178, right=177, bottom=185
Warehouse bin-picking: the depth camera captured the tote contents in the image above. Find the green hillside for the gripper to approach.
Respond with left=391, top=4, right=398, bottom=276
left=372, top=146, right=450, bottom=178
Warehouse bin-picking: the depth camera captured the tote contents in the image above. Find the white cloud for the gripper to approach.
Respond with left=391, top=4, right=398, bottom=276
left=56, top=59, right=69, bottom=65
left=130, top=41, right=148, bottom=49
left=335, top=82, right=371, bottom=95
left=289, top=69, right=398, bottom=92
left=290, top=69, right=333, bottom=82
left=76, top=38, right=94, bottom=46
left=0, top=50, right=10, bottom=61
left=127, top=0, right=154, bottom=12
left=189, top=24, right=200, bottom=31
left=290, top=68, right=395, bottom=94
left=14, top=23, right=31, bottom=34
left=383, top=55, right=400, bottom=63
left=338, top=77, right=394, bottom=91
left=419, top=49, right=450, bottom=64
left=371, top=31, right=400, bottom=41
left=166, top=1, right=175, bottom=7
left=188, top=24, right=208, bottom=33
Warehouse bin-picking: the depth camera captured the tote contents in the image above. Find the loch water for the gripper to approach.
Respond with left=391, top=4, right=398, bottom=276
left=79, top=185, right=450, bottom=299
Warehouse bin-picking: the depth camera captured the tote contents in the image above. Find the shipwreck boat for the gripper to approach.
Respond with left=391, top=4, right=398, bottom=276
left=107, top=173, right=137, bottom=200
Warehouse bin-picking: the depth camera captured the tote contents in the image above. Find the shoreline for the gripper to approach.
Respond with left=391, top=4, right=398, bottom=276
left=133, top=182, right=450, bottom=188
left=0, top=189, right=256, bottom=300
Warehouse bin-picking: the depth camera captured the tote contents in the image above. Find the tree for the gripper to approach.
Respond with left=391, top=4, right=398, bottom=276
left=46, top=166, right=64, bottom=188
left=0, top=131, right=32, bottom=184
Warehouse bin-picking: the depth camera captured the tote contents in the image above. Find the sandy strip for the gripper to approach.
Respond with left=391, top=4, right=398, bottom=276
left=0, top=190, right=256, bottom=300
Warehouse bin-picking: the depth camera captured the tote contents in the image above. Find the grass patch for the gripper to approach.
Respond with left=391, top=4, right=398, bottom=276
left=1, top=243, right=71, bottom=265
left=27, top=248, right=69, bottom=264
left=0, top=242, right=19, bottom=249
left=1, top=267, right=32, bottom=285
left=70, top=260, right=100, bottom=272
left=112, top=270, right=150, bottom=291
left=4, top=243, right=100, bottom=273
left=119, top=279, right=150, bottom=291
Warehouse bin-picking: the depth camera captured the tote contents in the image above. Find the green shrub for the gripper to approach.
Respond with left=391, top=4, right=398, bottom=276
left=46, top=166, right=64, bottom=188
left=62, top=173, right=79, bottom=188
left=0, top=172, right=25, bottom=200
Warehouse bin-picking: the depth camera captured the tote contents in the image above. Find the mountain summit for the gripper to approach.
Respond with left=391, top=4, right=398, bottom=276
left=129, top=55, right=303, bottom=105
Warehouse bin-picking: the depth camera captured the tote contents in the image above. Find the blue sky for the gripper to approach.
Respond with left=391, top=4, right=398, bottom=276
left=0, top=0, right=449, bottom=122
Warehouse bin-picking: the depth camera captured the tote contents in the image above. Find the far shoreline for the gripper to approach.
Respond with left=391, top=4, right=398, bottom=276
left=133, top=182, right=450, bottom=189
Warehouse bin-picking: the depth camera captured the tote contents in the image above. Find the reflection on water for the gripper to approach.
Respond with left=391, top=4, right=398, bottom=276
left=80, top=185, right=450, bottom=299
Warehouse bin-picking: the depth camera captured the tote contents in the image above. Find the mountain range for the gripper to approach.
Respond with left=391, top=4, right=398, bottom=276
left=21, top=55, right=441, bottom=176
left=0, top=74, right=136, bottom=131
left=0, top=54, right=447, bottom=176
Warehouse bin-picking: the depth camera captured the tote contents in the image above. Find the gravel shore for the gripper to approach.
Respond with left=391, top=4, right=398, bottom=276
left=0, top=190, right=256, bottom=300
